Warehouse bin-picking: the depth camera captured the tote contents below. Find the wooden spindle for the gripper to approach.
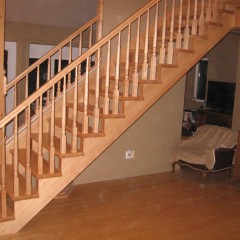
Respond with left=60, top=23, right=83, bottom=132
left=38, top=95, right=43, bottom=174
left=176, top=0, right=183, bottom=49
left=97, top=0, right=103, bottom=41
left=14, top=84, right=17, bottom=109
left=26, top=106, right=31, bottom=195
left=57, top=49, right=62, bottom=96
left=67, top=41, right=72, bottom=88
left=167, top=0, right=176, bottom=64
left=113, top=33, right=121, bottom=114
left=1, top=128, right=7, bottom=218
left=46, top=57, right=51, bottom=106
left=72, top=67, right=78, bottom=153
left=13, top=116, right=19, bottom=197
left=132, top=18, right=140, bottom=97
left=159, top=0, right=166, bottom=64
left=124, top=25, right=131, bottom=97
left=25, top=75, right=29, bottom=123
left=142, top=10, right=150, bottom=80
left=35, top=66, right=40, bottom=114
left=79, top=33, right=83, bottom=75
left=150, top=2, right=159, bottom=78
left=183, top=0, right=190, bottom=50
left=61, top=76, right=67, bottom=153
left=49, top=85, right=55, bottom=173
left=83, top=58, right=89, bottom=134
left=103, top=41, right=111, bottom=115
left=192, top=0, right=198, bottom=35
left=199, top=0, right=205, bottom=36
left=93, top=49, right=100, bottom=133
left=206, top=0, right=212, bottom=22
left=89, top=25, right=93, bottom=48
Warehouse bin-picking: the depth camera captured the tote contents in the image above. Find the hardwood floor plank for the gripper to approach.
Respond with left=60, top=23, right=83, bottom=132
left=0, top=170, right=240, bottom=240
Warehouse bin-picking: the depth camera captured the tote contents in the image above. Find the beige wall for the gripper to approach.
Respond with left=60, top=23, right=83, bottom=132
left=74, top=77, right=185, bottom=184
left=207, top=34, right=240, bottom=83
left=102, top=0, right=148, bottom=36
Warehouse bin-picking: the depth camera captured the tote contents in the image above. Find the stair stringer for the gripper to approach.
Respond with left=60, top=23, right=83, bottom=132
left=0, top=9, right=236, bottom=236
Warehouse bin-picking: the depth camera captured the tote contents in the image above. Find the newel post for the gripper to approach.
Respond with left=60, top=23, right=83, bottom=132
left=97, top=0, right=104, bottom=41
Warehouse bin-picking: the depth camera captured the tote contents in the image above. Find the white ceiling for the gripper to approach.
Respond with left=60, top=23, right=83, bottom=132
left=6, top=0, right=98, bottom=29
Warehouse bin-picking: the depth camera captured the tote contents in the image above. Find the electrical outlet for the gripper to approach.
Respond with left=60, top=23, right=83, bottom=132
left=125, top=150, right=135, bottom=159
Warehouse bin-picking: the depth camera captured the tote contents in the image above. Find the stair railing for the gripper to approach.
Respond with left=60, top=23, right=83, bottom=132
left=0, top=0, right=224, bottom=220
left=3, top=3, right=103, bottom=112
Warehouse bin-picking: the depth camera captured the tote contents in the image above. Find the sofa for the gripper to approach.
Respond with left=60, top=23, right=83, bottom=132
left=171, top=124, right=238, bottom=184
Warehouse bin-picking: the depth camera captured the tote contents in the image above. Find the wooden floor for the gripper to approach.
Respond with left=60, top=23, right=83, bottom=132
left=1, top=169, right=240, bottom=240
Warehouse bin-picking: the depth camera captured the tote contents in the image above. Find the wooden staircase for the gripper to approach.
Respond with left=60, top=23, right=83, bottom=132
left=0, top=0, right=239, bottom=235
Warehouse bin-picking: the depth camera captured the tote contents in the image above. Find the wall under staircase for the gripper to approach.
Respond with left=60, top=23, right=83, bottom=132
left=0, top=0, right=239, bottom=236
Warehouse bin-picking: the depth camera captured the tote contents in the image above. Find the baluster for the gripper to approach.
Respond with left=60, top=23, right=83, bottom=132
left=212, top=0, right=219, bottom=23
left=68, top=41, right=72, bottom=88
left=35, top=66, right=40, bottom=114
left=192, top=0, right=198, bottom=35
left=57, top=49, right=62, bottom=97
left=49, top=85, right=55, bottom=173
left=38, top=95, right=43, bottom=174
left=159, top=0, right=166, bottom=64
left=26, top=106, right=31, bottom=195
left=167, top=0, right=176, bottom=64
left=124, top=25, right=131, bottom=97
left=1, top=128, right=7, bottom=218
left=13, top=116, right=19, bottom=197
left=206, top=0, right=212, bottom=22
left=97, top=0, right=104, bottom=41
left=61, top=76, right=67, bottom=153
left=142, top=10, right=150, bottom=80
left=14, top=84, right=17, bottom=108
left=72, top=67, right=78, bottom=153
left=89, top=25, right=93, bottom=48
left=83, top=59, right=89, bottom=134
left=46, top=57, right=51, bottom=106
left=25, top=75, right=29, bottom=123
left=183, top=0, right=190, bottom=50
left=79, top=33, right=83, bottom=75
left=93, top=49, right=100, bottom=133
left=176, top=0, right=183, bottom=49
left=103, top=41, right=111, bottom=115
left=150, top=3, right=159, bottom=78
left=132, top=18, right=140, bottom=97
left=113, top=33, right=121, bottom=113
left=199, top=0, right=206, bottom=36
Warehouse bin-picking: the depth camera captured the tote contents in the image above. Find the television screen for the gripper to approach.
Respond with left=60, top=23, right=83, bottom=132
left=206, top=81, right=236, bottom=115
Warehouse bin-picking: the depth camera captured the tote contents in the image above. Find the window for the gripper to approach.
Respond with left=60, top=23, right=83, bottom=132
left=193, top=58, right=208, bottom=102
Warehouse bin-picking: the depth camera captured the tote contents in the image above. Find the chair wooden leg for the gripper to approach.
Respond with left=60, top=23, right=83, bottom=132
left=202, top=172, right=207, bottom=186
left=172, top=162, right=176, bottom=173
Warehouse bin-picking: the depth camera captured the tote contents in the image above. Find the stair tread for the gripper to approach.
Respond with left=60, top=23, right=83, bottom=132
left=31, top=133, right=84, bottom=158
left=10, top=149, right=62, bottom=179
left=67, top=103, right=125, bottom=119
left=2, top=164, right=39, bottom=201
left=54, top=118, right=105, bottom=138
left=88, top=89, right=144, bottom=101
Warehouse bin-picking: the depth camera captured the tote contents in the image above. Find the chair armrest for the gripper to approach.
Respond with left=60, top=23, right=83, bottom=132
left=213, top=145, right=237, bottom=171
